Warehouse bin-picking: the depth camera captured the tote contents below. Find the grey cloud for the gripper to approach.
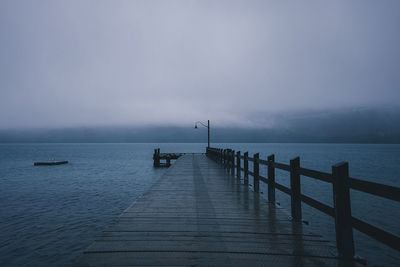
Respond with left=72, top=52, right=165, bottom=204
left=1, top=0, right=399, bottom=128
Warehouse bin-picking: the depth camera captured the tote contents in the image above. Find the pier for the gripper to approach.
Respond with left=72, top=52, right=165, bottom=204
left=74, top=148, right=392, bottom=266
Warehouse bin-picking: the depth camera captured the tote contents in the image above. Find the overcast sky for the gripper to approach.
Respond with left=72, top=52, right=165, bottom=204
left=1, top=0, right=399, bottom=129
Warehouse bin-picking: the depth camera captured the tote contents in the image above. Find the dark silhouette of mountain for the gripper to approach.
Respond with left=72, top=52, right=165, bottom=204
left=1, top=108, right=399, bottom=143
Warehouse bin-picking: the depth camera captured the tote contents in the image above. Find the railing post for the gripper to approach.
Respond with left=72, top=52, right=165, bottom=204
left=227, top=150, right=229, bottom=167
left=290, top=157, right=301, bottom=221
left=236, top=151, right=241, bottom=179
left=253, top=153, right=259, bottom=192
left=244, top=152, right=249, bottom=185
left=231, top=150, right=235, bottom=174
left=332, top=162, right=355, bottom=258
left=228, top=150, right=232, bottom=171
left=225, top=149, right=229, bottom=168
left=267, top=154, right=275, bottom=202
left=225, top=149, right=229, bottom=169
left=228, top=149, right=231, bottom=171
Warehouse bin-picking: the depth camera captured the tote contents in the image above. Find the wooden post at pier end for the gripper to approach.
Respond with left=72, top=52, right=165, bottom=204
left=153, top=149, right=157, bottom=167
left=290, top=157, right=301, bottom=221
left=166, top=156, right=171, bottom=167
left=332, top=162, right=355, bottom=259
left=153, top=148, right=160, bottom=167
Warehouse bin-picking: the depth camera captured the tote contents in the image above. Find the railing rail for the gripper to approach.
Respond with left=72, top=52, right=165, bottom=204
left=206, top=146, right=400, bottom=260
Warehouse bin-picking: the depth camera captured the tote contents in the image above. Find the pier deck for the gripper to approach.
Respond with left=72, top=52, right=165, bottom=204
left=76, top=154, right=359, bottom=266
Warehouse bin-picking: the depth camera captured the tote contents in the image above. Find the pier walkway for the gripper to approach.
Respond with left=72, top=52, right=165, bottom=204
left=76, top=154, right=359, bottom=266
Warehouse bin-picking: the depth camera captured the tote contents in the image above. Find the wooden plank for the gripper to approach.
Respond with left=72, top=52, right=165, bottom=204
left=76, top=251, right=358, bottom=267
left=97, top=230, right=327, bottom=241
left=85, top=240, right=338, bottom=258
left=75, top=154, right=361, bottom=266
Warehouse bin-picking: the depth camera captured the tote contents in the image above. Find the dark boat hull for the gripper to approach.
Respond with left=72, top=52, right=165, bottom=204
left=34, top=161, right=68, bottom=166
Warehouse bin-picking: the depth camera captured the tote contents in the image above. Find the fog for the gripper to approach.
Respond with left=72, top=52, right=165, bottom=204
left=1, top=1, right=400, bottom=129
left=1, top=107, right=399, bottom=143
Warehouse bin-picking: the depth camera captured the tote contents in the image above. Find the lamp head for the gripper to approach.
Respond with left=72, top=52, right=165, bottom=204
left=194, top=124, right=198, bottom=129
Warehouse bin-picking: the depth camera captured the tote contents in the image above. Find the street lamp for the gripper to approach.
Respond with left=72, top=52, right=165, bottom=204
left=194, top=120, right=210, bottom=148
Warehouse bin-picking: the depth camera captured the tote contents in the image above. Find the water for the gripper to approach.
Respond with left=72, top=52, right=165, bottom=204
left=0, top=143, right=399, bottom=266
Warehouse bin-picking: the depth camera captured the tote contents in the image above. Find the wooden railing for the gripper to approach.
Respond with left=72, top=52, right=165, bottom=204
left=206, top=147, right=400, bottom=260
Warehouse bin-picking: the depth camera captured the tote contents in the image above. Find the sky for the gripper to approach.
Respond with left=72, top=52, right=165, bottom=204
left=0, top=0, right=399, bottom=129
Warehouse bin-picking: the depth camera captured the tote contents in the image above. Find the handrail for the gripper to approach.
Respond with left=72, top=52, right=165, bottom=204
left=207, top=147, right=399, bottom=200
left=206, top=146, right=400, bottom=258
left=348, top=177, right=400, bottom=202
left=352, top=216, right=399, bottom=252
left=272, top=161, right=291, bottom=171
left=298, top=167, right=332, bottom=183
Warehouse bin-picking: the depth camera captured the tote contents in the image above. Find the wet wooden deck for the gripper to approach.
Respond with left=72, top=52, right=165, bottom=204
left=75, top=154, right=359, bottom=266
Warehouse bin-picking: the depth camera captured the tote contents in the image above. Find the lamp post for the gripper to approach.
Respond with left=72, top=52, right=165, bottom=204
left=194, top=120, right=210, bottom=148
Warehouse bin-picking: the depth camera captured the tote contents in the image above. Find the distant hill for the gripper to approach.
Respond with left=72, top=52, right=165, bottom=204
left=1, top=108, right=400, bottom=143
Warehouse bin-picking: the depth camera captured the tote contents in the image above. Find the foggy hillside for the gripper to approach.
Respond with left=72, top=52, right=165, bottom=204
left=1, top=108, right=399, bottom=143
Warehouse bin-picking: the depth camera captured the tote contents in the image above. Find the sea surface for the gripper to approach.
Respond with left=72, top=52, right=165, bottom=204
left=0, top=143, right=399, bottom=266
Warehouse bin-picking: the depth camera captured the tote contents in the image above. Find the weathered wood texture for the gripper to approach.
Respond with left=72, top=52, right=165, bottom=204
left=75, top=154, right=359, bottom=266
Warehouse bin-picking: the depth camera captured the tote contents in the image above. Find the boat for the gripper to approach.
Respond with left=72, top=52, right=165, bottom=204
left=34, top=161, right=68, bottom=166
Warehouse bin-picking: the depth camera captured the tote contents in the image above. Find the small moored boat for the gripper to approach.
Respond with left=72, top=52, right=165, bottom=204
left=34, top=161, right=68, bottom=166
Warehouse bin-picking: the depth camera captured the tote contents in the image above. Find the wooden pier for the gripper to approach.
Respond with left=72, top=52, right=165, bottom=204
left=75, top=153, right=364, bottom=266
